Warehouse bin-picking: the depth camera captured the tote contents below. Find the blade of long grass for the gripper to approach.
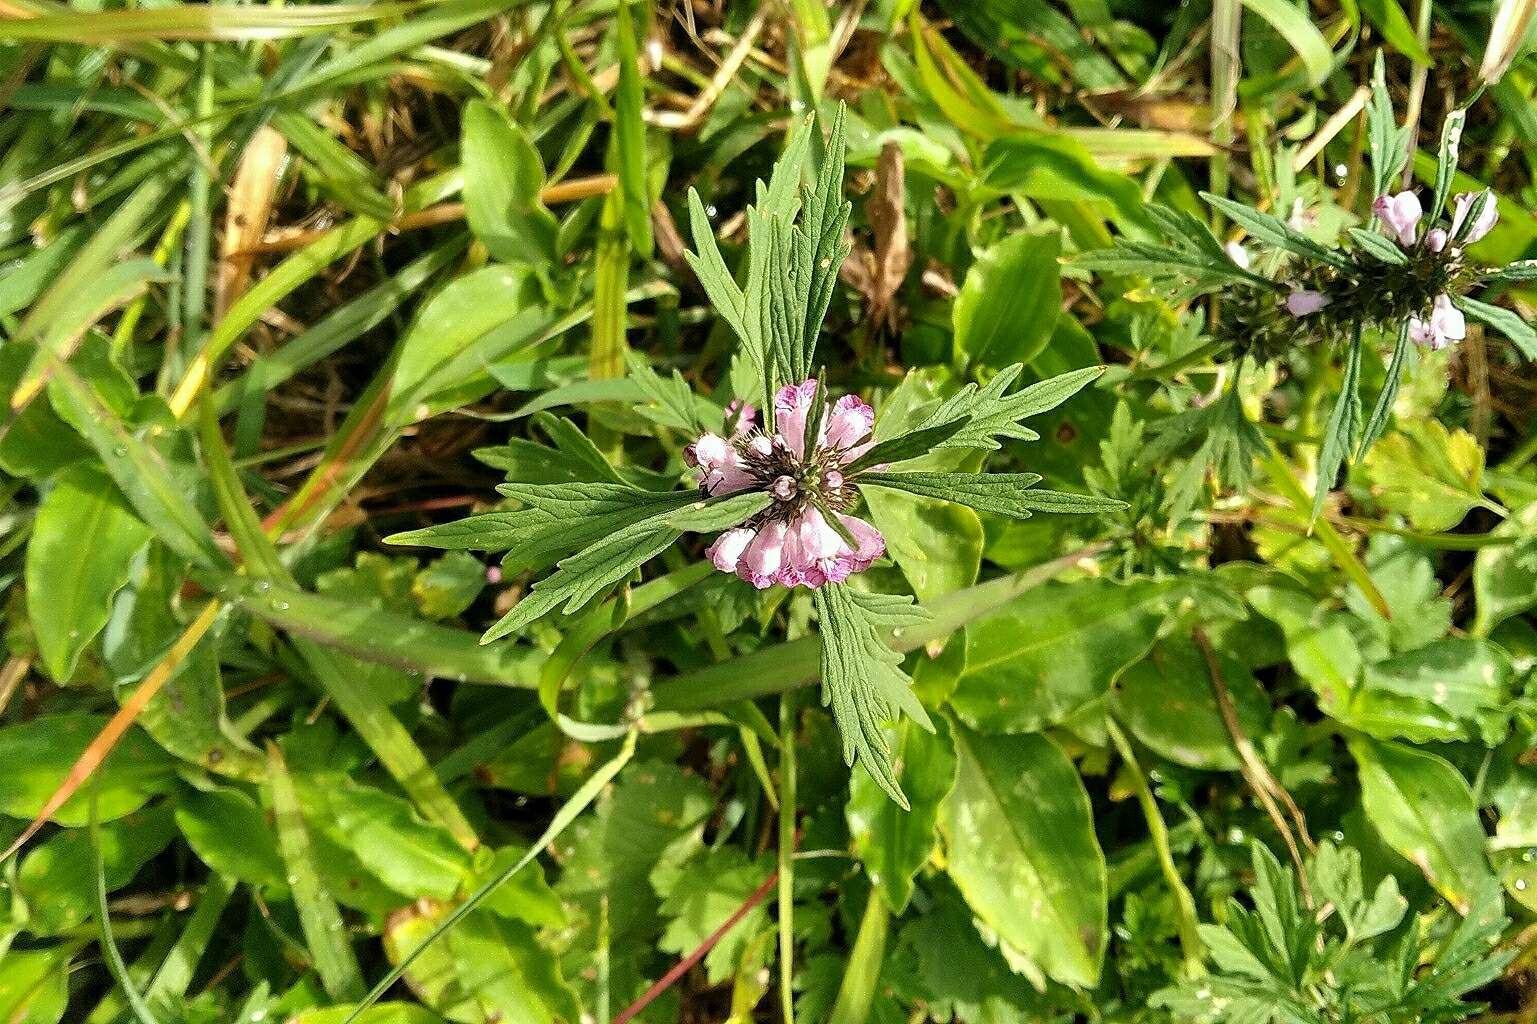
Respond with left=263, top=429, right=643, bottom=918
left=267, top=741, right=366, bottom=1002
left=343, top=729, right=639, bottom=1024
left=0, top=2, right=423, bottom=42
left=92, top=791, right=161, bottom=1024
left=142, top=874, right=233, bottom=1007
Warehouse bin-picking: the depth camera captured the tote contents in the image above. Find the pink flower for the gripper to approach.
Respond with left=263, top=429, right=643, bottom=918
left=1427, top=228, right=1448, bottom=253
left=707, top=527, right=754, bottom=572
left=738, top=521, right=787, bottom=589
left=1284, top=289, right=1331, bottom=317
left=688, top=379, right=887, bottom=589
left=724, top=399, right=757, bottom=434
left=688, top=431, right=754, bottom=495
left=1374, top=191, right=1423, bottom=246
left=773, top=380, right=819, bottom=459
left=1408, top=293, right=1466, bottom=350
left=1450, top=190, right=1498, bottom=246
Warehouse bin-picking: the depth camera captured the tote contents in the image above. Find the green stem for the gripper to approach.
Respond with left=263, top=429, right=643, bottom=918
left=1262, top=445, right=1392, bottom=620
left=778, top=690, right=798, bottom=1024
left=1106, top=717, right=1205, bottom=976
left=828, top=889, right=889, bottom=1024
left=1127, top=338, right=1230, bottom=381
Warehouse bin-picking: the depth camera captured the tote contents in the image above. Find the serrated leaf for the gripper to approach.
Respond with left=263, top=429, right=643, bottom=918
left=481, top=491, right=769, bottom=641
left=1202, top=192, right=1351, bottom=270
left=1348, top=227, right=1409, bottom=265
left=1456, top=294, right=1537, bottom=359
left=1312, top=329, right=1364, bottom=520
left=860, top=471, right=1123, bottom=519
left=1362, top=318, right=1412, bottom=454
left=842, top=419, right=968, bottom=473
left=1367, top=50, right=1409, bottom=199
left=624, top=349, right=701, bottom=433
left=814, top=584, right=935, bottom=809
left=1430, top=106, right=1467, bottom=223
left=387, top=484, right=695, bottom=567
left=915, top=364, right=1104, bottom=452
left=1481, top=258, right=1537, bottom=284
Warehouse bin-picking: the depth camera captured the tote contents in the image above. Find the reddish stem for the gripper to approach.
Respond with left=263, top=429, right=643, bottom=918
left=611, top=869, right=779, bottom=1024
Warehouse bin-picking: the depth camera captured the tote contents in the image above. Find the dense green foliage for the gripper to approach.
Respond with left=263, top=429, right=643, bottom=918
left=4, top=1, right=1537, bottom=1022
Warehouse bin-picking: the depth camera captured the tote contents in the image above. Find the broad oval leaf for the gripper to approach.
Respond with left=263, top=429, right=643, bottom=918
left=941, top=725, right=1107, bottom=989
left=953, top=577, right=1177, bottom=733
left=848, top=715, right=958, bottom=912
left=1113, top=637, right=1271, bottom=770
left=953, top=228, right=1061, bottom=369
left=0, top=714, right=174, bottom=826
left=461, top=99, right=557, bottom=265
left=25, top=462, right=152, bottom=681
left=1350, top=736, right=1496, bottom=914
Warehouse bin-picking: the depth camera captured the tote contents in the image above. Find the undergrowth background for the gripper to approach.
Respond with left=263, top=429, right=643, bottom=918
left=3, top=0, right=1537, bottom=1022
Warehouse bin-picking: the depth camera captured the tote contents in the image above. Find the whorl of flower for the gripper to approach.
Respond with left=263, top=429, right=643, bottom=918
left=688, top=380, right=885, bottom=589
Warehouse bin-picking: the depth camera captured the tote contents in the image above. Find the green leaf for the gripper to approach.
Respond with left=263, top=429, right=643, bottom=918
left=1367, top=50, right=1410, bottom=198
left=1362, top=420, right=1490, bottom=532
left=1349, top=736, right=1497, bottom=913
left=1201, top=192, right=1351, bottom=270
left=304, top=776, right=473, bottom=902
left=1455, top=295, right=1537, bottom=359
left=814, top=585, right=936, bottom=809
left=0, top=949, right=68, bottom=1024
left=954, top=229, right=1061, bottom=369
left=623, top=349, right=700, bottom=433
left=653, top=845, right=774, bottom=984
left=1240, top=0, right=1335, bottom=87
left=1113, top=638, right=1271, bottom=771
left=1362, top=318, right=1412, bottom=454
left=174, top=786, right=286, bottom=891
left=1430, top=106, right=1467, bottom=224
left=461, top=100, right=557, bottom=264
left=916, top=364, right=1105, bottom=452
left=848, top=716, right=958, bottom=912
left=1473, top=501, right=1537, bottom=635
left=18, top=803, right=176, bottom=935
left=841, top=419, right=968, bottom=473
left=1312, top=328, right=1364, bottom=520
left=0, top=714, right=174, bottom=826
left=480, top=491, right=769, bottom=642
left=1348, top=227, right=1409, bottom=265
left=610, top=0, right=653, bottom=258
left=24, top=463, right=152, bottom=681
left=267, top=743, right=365, bottom=1002
left=861, top=471, right=1124, bottom=518
left=942, top=726, right=1107, bottom=989
left=1346, top=638, right=1513, bottom=744
left=952, top=578, right=1176, bottom=733
left=387, top=265, right=548, bottom=422
left=981, top=132, right=1154, bottom=233
left=388, top=484, right=694, bottom=557
left=862, top=486, right=982, bottom=601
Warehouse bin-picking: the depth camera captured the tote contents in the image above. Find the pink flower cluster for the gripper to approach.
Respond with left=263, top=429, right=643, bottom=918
left=1376, top=188, right=1498, bottom=349
left=1283, top=188, right=1498, bottom=351
left=685, top=381, right=886, bottom=590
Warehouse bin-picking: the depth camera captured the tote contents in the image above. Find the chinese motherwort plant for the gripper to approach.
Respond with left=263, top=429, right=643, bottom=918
left=1081, top=54, right=1537, bottom=517
left=391, top=107, right=1120, bottom=806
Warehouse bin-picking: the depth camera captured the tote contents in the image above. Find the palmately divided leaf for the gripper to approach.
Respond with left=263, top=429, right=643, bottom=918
left=861, top=471, right=1125, bottom=519
left=916, top=364, right=1104, bottom=452
left=813, top=584, right=934, bottom=809
left=481, top=492, right=770, bottom=643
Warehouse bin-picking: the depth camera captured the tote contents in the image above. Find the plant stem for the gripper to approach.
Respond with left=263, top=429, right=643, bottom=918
left=778, top=690, right=798, bottom=1024
left=1106, top=716, right=1205, bottom=976
left=1262, top=445, right=1392, bottom=620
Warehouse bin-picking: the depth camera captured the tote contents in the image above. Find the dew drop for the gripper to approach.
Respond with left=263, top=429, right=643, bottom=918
left=112, top=446, right=128, bottom=457
left=254, top=580, right=271, bottom=593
